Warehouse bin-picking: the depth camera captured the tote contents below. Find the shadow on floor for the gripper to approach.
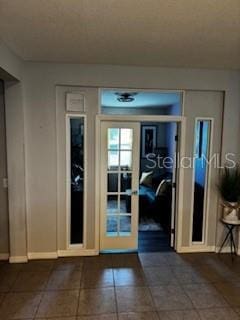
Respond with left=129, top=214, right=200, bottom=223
left=138, top=230, right=173, bottom=252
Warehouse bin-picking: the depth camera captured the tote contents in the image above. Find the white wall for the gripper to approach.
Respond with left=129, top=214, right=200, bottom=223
left=21, top=62, right=240, bottom=256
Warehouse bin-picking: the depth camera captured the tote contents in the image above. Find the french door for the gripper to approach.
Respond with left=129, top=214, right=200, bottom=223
left=100, top=121, right=140, bottom=251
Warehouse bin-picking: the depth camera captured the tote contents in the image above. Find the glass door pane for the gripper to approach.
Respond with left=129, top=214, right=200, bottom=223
left=106, top=128, right=134, bottom=237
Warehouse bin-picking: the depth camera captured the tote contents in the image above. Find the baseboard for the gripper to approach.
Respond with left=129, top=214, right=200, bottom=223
left=9, top=249, right=98, bottom=262
left=58, top=249, right=99, bottom=257
left=177, top=246, right=216, bottom=253
left=9, top=256, right=28, bottom=263
left=28, top=252, right=58, bottom=260
left=0, top=253, right=9, bottom=261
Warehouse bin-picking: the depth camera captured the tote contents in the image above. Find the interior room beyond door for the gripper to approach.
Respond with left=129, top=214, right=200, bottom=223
left=138, top=122, right=178, bottom=252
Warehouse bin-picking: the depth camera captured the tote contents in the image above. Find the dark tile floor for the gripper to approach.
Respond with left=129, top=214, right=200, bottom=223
left=138, top=231, right=172, bottom=252
left=0, top=252, right=239, bottom=319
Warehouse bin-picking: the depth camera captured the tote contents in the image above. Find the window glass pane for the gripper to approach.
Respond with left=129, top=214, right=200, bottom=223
left=107, top=216, right=118, bottom=236
left=101, top=91, right=182, bottom=116
left=119, top=216, right=131, bottom=236
left=108, top=173, right=118, bottom=192
left=107, top=195, right=118, bottom=214
left=120, top=173, right=132, bottom=192
left=120, top=129, right=133, bottom=150
left=108, top=128, right=119, bottom=149
left=120, top=151, right=132, bottom=170
left=120, top=195, right=131, bottom=214
left=70, top=117, right=84, bottom=244
left=192, top=120, right=210, bottom=242
left=108, top=150, right=119, bottom=170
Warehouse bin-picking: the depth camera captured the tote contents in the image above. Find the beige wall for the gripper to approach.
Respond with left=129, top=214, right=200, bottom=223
left=22, top=63, right=240, bottom=255
left=0, top=42, right=27, bottom=262
left=0, top=80, right=9, bottom=256
left=5, top=81, right=27, bottom=261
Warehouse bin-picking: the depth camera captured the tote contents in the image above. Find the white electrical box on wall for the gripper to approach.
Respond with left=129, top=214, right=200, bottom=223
left=66, top=92, right=85, bottom=112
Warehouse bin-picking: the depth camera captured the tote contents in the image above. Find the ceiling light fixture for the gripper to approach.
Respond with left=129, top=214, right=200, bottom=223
left=115, top=92, right=138, bottom=102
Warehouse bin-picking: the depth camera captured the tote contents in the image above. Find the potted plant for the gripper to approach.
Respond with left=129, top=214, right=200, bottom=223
left=218, top=166, right=240, bottom=221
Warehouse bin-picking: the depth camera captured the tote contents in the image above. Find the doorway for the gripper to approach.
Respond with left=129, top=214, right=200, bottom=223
left=99, top=118, right=180, bottom=252
left=138, top=121, right=178, bottom=252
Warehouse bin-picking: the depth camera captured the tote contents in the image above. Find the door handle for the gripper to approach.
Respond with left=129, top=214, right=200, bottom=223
left=131, top=190, right=138, bottom=195
left=126, top=189, right=139, bottom=196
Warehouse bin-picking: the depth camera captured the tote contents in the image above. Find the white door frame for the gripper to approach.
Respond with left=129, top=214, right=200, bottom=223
left=95, top=114, right=186, bottom=253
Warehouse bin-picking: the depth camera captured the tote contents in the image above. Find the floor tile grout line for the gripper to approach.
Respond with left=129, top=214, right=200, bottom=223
left=195, top=306, right=240, bottom=320
left=211, top=281, right=237, bottom=308
left=195, top=307, right=204, bottom=319
left=7, top=267, right=22, bottom=293
left=146, top=288, right=161, bottom=319
left=165, top=278, right=199, bottom=312
left=0, top=292, right=7, bottom=308
left=75, top=287, right=81, bottom=319
left=32, top=290, right=44, bottom=320
left=9, top=287, right=83, bottom=292
left=178, top=281, right=206, bottom=311
left=7, top=269, right=83, bottom=291
left=179, top=280, right=233, bottom=312
left=113, top=269, right=120, bottom=320
left=148, top=280, right=200, bottom=313
left=41, top=266, right=52, bottom=292
left=32, top=288, right=81, bottom=319
left=76, top=264, right=83, bottom=317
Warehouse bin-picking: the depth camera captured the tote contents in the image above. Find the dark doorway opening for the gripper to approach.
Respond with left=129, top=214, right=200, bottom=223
left=138, top=121, right=178, bottom=252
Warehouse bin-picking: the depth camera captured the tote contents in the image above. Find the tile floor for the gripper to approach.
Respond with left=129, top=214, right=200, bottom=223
left=0, top=252, right=239, bottom=319
left=138, top=231, right=172, bottom=252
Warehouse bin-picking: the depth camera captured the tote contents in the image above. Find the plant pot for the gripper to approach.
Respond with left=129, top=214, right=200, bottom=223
left=223, top=202, right=239, bottom=222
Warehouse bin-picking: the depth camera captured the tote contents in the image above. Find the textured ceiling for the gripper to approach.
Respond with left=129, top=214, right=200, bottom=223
left=0, top=0, right=239, bottom=69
